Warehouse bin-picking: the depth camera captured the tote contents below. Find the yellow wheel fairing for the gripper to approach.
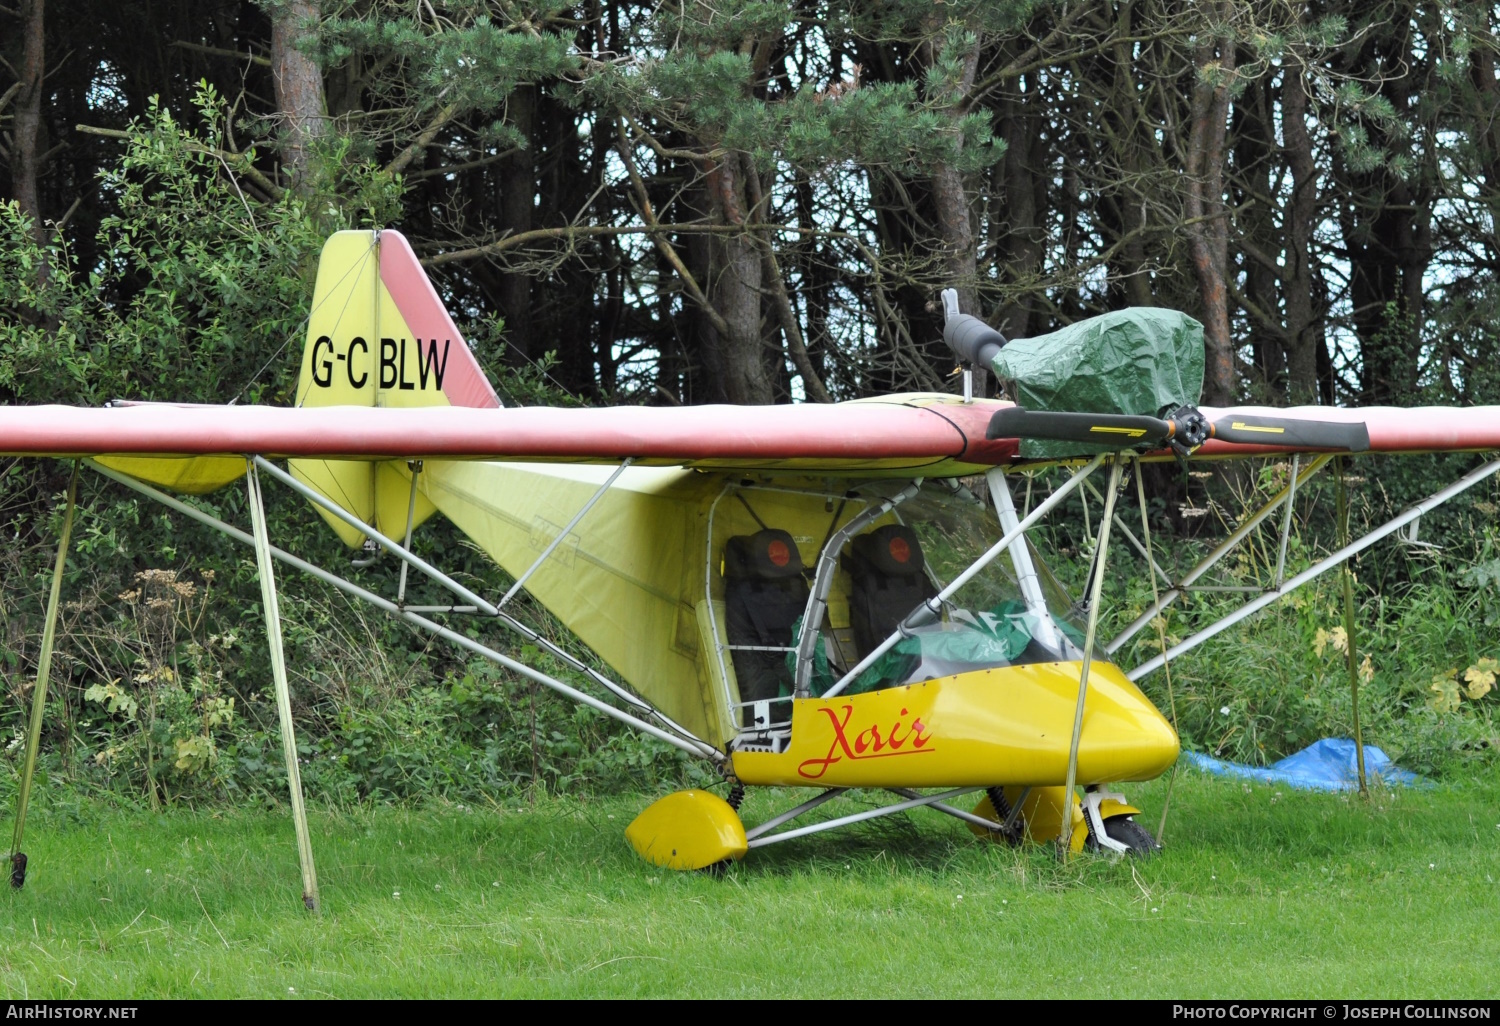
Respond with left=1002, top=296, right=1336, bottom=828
left=625, top=789, right=749, bottom=871
left=730, top=660, right=1179, bottom=789
left=969, top=789, right=1140, bottom=848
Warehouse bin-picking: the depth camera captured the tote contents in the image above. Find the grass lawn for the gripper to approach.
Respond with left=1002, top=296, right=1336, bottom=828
left=2, top=766, right=1498, bottom=998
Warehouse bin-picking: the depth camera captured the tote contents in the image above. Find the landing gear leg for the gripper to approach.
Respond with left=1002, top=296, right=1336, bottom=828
left=969, top=786, right=1029, bottom=845
left=985, top=787, right=1025, bottom=845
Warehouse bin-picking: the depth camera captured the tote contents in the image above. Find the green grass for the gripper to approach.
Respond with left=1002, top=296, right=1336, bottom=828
left=3, top=767, right=1499, bottom=998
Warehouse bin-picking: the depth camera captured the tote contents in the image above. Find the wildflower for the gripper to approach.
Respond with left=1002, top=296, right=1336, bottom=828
left=1220, top=706, right=1231, bottom=716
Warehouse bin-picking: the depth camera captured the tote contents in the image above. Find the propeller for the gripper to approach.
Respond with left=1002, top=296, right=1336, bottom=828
left=1207, top=414, right=1369, bottom=452
left=987, top=406, right=1369, bottom=454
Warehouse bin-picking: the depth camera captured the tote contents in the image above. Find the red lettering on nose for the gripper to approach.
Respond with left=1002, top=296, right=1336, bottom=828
left=795, top=704, right=936, bottom=779
left=910, top=717, right=931, bottom=748
left=797, top=705, right=858, bottom=778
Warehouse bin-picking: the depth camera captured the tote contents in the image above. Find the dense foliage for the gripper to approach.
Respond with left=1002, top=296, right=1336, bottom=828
left=0, top=0, right=1497, bottom=807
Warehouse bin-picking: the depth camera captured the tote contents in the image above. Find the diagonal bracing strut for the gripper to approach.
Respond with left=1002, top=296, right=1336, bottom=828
left=1128, top=456, right=1500, bottom=680
left=87, top=460, right=724, bottom=763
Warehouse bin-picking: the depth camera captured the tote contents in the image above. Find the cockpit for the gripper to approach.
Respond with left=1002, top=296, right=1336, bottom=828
left=700, top=477, right=1085, bottom=751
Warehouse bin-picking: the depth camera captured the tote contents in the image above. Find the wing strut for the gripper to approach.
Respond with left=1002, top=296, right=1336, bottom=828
left=246, top=461, right=321, bottom=912
left=497, top=457, right=634, bottom=609
left=1106, top=454, right=1334, bottom=654
left=1127, top=456, right=1500, bottom=680
left=1058, top=455, right=1126, bottom=855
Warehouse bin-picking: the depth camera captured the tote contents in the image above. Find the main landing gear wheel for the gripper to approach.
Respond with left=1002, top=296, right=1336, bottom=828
left=1086, top=815, right=1160, bottom=857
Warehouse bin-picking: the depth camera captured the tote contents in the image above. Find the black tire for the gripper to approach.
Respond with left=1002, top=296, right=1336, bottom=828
left=1087, top=815, right=1160, bottom=857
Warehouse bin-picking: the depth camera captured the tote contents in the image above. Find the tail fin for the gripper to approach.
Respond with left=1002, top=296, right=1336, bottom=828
left=295, top=229, right=500, bottom=411
left=292, top=229, right=500, bottom=546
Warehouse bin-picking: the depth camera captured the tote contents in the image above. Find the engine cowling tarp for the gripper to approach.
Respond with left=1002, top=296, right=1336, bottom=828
left=989, top=308, right=1205, bottom=458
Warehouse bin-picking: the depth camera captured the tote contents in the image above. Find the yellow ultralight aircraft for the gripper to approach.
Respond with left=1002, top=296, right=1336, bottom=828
left=6, top=229, right=1498, bottom=905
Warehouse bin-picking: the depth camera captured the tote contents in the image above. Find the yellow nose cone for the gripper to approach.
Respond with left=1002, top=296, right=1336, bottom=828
left=625, top=790, right=749, bottom=871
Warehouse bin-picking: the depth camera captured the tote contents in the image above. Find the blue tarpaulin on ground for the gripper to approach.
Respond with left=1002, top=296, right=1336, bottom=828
left=1184, top=738, right=1424, bottom=791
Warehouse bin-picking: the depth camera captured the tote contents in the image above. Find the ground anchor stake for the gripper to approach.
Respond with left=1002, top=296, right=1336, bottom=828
left=9, top=462, right=79, bottom=889
left=1337, top=456, right=1369, bottom=796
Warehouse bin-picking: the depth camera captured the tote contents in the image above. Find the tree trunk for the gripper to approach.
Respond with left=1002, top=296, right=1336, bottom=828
left=13, top=0, right=46, bottom=260
left=708, top=152, right=774, bottom=404
left=499, top=85, right=535, bottom=368
left=993, top=86, right=1047, bottom=340
left=925, top=28, right=982, bottom=395
left=269, top=0, right=326, bottom=191
left=1183, top=10, right=1237, bottom=406
left=1281, top=65, right=1322, bottom=405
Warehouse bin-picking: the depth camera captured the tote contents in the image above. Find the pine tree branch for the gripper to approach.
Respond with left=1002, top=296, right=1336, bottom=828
left=966, top=28, right=1186, bottom=111
left=421, top=223, right=745, bottom=266
left=622, top=113, right=725, bottom=162
left=385, top=103, right=460, bottom=176
left=407, top=147, right=520, bottom=180
left=170, top=40, right=272, bottom=67
left=615, top=121, right=731, bottom=338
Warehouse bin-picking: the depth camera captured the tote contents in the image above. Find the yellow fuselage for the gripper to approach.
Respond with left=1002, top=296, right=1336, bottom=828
left=731, top=660, right=1179, bottom=789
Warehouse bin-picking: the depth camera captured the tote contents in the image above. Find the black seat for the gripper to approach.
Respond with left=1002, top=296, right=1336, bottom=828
left=723, top=529, right=809, bottom=719
left=842, top=524, right=936, bottom=657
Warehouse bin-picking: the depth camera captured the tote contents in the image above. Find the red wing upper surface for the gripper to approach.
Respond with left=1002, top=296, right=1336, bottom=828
left=1, top=398, right=1497, bottom=475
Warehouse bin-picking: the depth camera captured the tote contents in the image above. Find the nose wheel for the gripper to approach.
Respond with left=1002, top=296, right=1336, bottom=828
left=1086, top=813, right=1160, bottom=857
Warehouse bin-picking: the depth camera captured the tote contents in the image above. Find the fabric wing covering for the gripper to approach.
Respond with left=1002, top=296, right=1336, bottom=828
left=418, top=462, right=734, bottom=747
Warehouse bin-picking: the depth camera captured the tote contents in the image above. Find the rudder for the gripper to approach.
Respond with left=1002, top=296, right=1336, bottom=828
left=291, top=229, right=500, bottom=547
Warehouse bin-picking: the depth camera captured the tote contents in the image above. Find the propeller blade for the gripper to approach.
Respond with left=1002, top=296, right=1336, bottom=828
left=1209, top=416, right=1370, bottom=452
left=987, top=407, right=1172, bottom=446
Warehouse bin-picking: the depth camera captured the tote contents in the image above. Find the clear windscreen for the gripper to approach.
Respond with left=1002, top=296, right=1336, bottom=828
left=802, top=479, right=1084, bottom=695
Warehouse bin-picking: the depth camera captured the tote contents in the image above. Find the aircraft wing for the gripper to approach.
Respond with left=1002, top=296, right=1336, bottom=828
left=1, top=397, right=1498, bottom=481
left=0, top=396, right=1015, bottom=475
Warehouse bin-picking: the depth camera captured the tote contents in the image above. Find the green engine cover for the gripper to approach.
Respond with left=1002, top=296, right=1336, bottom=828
left=990, top=308, right=1205, bottom=458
